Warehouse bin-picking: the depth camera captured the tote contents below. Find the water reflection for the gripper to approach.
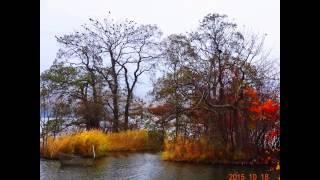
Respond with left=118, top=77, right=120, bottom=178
left=41, top=152, right=278, bottom=180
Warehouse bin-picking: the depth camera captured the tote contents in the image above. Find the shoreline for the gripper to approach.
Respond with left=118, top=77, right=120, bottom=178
left=40, top=151, right=278, bottom=168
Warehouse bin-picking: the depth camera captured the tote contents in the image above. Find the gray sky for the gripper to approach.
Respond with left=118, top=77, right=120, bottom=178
left=41, top=0, right=279, bottom=98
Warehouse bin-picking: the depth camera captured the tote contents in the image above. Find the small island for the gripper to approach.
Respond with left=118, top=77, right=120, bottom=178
left=40, top=12, right=280, bottom=176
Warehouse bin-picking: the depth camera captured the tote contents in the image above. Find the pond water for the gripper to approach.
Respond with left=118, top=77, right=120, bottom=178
left=40, top=152, right=279, bottom=180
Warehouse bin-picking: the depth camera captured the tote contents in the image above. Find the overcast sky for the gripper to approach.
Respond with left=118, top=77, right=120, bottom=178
left=41, top=0, right=279, bottom=99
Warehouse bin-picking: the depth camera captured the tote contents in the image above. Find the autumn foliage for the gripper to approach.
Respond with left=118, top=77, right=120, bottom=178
left=150, top=86, right=280, bottom=164
left=244, top=87, right=279, bottom=119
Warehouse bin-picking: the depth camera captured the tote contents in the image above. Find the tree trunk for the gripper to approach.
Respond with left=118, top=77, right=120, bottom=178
left=123, top=92, right=132, bottom=130
left=175, top=115, right=180, bottom=138
left=110, top=51, right=120, bottom=132
left=112, top=89, right=119, bottom=132
left=233, top=108, right=243, bottom=151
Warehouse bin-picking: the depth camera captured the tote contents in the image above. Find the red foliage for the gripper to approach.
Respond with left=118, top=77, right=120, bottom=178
left=244, top=87, right=259, bottom=101
left=244, top=87, right=279, bottom=121
left=266, top=129, right=280, bottom=141
left=148, top=103, right=173, bottom=116
left=261, top=99, right=279, bottom=114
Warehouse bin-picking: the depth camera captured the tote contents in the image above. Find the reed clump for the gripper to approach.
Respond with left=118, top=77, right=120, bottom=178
left=40, top=129, right=158, bottom=159
left=162, top=136, right=215, bottom=163
left=105, top=130, right=149, bottom=151
left=41, top=129, right=108, bottom=159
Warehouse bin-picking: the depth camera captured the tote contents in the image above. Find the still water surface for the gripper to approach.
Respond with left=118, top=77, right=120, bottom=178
left=40, top=152, right=278, bottom=180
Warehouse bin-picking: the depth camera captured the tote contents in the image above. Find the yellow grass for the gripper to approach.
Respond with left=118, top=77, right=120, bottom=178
left=40, top=129, right=153, bottom=159
left=105, top=130, right=149, bottom=151
left=41, top=129, right=108, bottom=158
left=162, top=136, right=258, bottom=163
left=162, top=136, right=215, bottom=162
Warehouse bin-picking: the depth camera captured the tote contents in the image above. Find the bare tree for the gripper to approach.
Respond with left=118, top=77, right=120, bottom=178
left=80, top=16, right=162, bottom=131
